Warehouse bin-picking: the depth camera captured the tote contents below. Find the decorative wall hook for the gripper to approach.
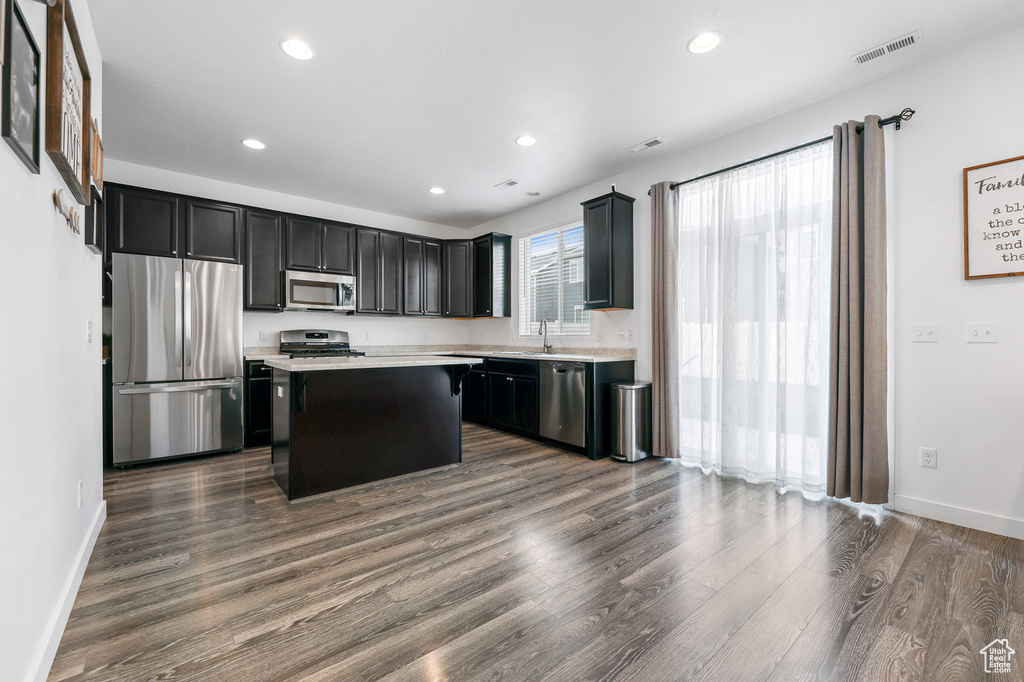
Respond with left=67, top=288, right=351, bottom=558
left=53, top=188, right=82, bottom=234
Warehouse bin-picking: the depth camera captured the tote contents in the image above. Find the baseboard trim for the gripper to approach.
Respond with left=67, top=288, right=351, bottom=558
left=31, top=500, right=106, bottom=682
left=895, top=495, right=1024, bottom=541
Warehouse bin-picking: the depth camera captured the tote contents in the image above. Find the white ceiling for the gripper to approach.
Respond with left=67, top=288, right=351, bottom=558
left=90, top=0, right=1024, bottom=228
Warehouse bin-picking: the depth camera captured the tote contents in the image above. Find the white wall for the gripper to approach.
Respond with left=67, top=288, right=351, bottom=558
left=0, top=2, right=106, bottom=680
left=472, top=26, right=1024, bottom=539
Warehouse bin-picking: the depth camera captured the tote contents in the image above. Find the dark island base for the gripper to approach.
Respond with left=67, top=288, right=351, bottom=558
left=272, top=365, right=467, bottom=500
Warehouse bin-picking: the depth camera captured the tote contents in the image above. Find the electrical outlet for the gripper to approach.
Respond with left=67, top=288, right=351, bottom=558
left=86, top=320, right=93, bottom=344
left=77, top=480, right=84, bottom=509
left=259, top=330, right=270, bottom=343
left=920, top=447, right=937, bottom=468
left=366, top=332, right=374, bottom=342
left=596, top=330, right=605, bottom=342
left=618, top=329, right=626, bottom=341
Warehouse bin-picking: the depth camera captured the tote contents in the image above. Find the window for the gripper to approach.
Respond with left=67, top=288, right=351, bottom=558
left=519, top=223, right=590, bottom=336
left=672, top=140, right=833, bottom=491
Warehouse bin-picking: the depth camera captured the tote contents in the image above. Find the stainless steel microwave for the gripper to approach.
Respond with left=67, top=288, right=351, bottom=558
left=284, top=270, right=356, bottom=312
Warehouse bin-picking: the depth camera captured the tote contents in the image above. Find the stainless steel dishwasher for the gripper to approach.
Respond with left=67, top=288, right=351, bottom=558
left=539, top=361, right=587, bottom=447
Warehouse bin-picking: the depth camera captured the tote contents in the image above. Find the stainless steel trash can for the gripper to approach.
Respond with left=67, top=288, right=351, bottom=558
left=611, top=381, right=652, bottom=462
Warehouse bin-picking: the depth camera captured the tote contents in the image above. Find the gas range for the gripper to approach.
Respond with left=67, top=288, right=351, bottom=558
left=279, top=330, right=365, bottom=359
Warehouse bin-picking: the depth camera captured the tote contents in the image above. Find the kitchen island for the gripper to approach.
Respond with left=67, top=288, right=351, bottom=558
left=265, top=355, right=481, bottom=500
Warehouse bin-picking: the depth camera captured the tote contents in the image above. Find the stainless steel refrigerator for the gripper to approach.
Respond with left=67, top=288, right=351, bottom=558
left=112, top=253, right=244, bottom=465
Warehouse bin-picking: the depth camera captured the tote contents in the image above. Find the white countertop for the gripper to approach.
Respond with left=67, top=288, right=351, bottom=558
left=264, top=355, right=483, bottom=372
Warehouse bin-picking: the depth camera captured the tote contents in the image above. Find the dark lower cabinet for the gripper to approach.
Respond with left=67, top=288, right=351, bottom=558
left=483, top=359, right=539, bottom=435
left=463, top=369, right=488, bottom=422
left=463, top=357, right=634, bottom=459
left=245, top=360, right=273, bottom=447
left=244, top=210, right=284, bottom=310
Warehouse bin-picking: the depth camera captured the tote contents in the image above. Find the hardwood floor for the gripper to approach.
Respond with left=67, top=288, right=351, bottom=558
left=49, top=424, right=1024, bottom=681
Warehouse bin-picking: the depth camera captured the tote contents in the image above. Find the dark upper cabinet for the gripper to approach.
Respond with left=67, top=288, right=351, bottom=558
left=403, top=235, right=442, bottom=316
left=583, top=191, right=634, bottom=310
left=472, top=233, right=511, bottom=317
left=244, top=210, right=284, bottom=311
left=184, top=198, right=242, bottom=263
left=356, top=228, right=402, bottom=314
left=285, top=217, right=354, bottom=274
left=109, top=184, right=181, bottom=258
left=443, top=240, right=473, bottom=318
left=284, top=217, right=322, bottom=272
left=321, top=223, right=355, bottom=275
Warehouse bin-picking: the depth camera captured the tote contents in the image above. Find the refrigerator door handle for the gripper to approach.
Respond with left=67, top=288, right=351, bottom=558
left=174, top=270, right=183, bottom=368
left=183, top=269, right=194, bottom=367
left=117, top=379, right=242, bottom=395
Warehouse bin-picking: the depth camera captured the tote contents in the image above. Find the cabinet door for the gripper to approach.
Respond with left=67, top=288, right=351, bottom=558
left=583, top=198, right=612, bottom=309
left=356, top=228, right=380, bottom=313
left=245, top=362, right=273, bottom=448
left=512, top=376, right=538, bottom=433
left=488, top=374, right=514, bottom=425
left=472, top=235, right=493, bottom=317
left=423, top=239, right=442, bottom=316
left=321, top=223, right=355, bottom=275
left=285, top=217, right=322, bottom=272
left=403, top=236, right=425, bottom=315
left=184, top=198, right=242, bottom=263
left=379, top=231, right=403, bottom=315
left=463, top=370, right=488, bottom=423
left=244, top=210, right=283, bottom=311
left=443, top=240, right=473, bottom=317
left=111, top=185, right=181, bottom=258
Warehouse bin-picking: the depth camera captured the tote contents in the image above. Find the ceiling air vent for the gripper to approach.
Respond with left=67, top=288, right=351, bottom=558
left=493, top=179, right=519, bottom=190
left=853, top=30, right=922, bottom=65
left=628, top=137, right=664, bottom=153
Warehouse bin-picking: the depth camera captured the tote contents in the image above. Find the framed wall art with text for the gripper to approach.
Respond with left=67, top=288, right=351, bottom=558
left=964, top=154, right=1024, bottom=279
left=44, top=0, right=90, bottom=204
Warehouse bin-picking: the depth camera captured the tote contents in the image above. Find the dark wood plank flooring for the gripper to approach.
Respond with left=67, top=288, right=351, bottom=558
left=48, top=424, right=1024, bottom=681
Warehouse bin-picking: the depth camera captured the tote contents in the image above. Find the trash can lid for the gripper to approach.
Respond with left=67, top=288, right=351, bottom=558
left=612, top=381, right=652, bottom=390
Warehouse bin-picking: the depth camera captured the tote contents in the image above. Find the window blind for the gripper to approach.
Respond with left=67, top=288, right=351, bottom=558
left=518, top=223, right=590, bottom=336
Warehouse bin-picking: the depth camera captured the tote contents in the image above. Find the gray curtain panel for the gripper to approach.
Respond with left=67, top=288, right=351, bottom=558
left=650, top=181, right=681, bottom=458
left=828, top=116, right=889, bottom=504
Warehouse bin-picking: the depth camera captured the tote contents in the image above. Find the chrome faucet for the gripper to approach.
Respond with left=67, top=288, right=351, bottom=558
left=539, top=320, right=553, bottom=354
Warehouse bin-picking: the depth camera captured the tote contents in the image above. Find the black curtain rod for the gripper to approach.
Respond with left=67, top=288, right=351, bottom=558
left=656, top=108, right=915, bottom=193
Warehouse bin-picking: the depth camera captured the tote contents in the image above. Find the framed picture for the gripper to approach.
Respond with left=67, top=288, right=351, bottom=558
left=89, top=117, right=102, bottom=196
left=963, top=155, right=1024, bottom=279
left=2, top=0, right=40, bottom=173
left=84, top=189, right=102, bottom=254
left=1, top=0, right=7, bottom=67
left=44, top=0, right=90, bottom=205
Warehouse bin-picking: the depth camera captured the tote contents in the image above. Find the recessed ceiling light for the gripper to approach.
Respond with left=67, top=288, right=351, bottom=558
left=429, top=187, right=445, bottom=194
left=526, top=191, right=541, bottom=197
left=516, top=135, right=537, bottom=147
left=281, top=39, right=314, bottom=60
left=687, top=30, right=722, bottom=54
left=242, top=138, right=265, bottom=150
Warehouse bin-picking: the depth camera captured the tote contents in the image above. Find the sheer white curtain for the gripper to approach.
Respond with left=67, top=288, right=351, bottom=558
left=673, top=141, right=833, bottom=492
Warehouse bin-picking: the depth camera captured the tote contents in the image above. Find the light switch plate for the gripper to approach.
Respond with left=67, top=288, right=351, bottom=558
left=912, top=323, right=939, bottom=343
left=967, top=322, right=998, bottom=343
